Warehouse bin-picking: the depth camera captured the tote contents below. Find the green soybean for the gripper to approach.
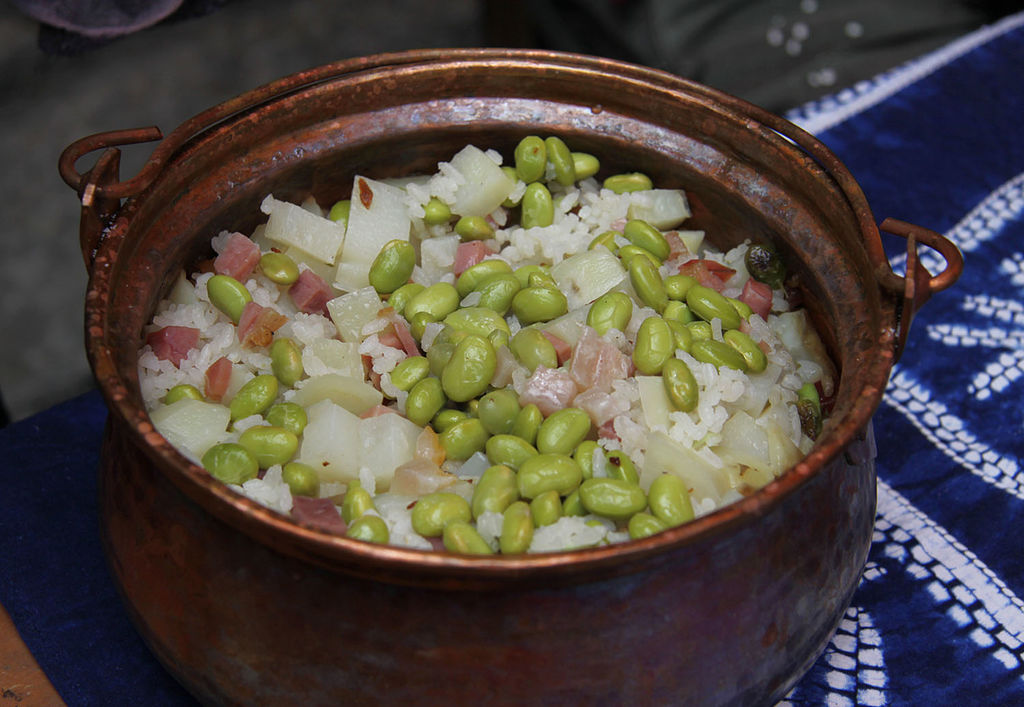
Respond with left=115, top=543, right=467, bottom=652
left=514, top=135, right=547, bottom=183
left=512, top=264, right=553, bottom=290
left=500, top=501, right=534, bottom=554
left=573, top=440, right=601, bottom=480
left=341, top=480, right=374, bottom=523
left=686, top=285, right=742, bottom=330
left=265, top=401, right=307, bottom=436
left=662, top=357, right=699, bottom=412
left=578, top=478, right=647, bottom=521
left=441, top=334, right=497, bottom=403
left=347, top=514, right=390, bottom=544
left=409, top=312, right=438, bottom=343
left=687, top=320, right=713, bottom=341
left=517, top=453, right=583, bottom=499
left=426, top=326, right=465, bottom=377
left=511, top=286, right=568, bottom=325
left=690, top=338, right=749, bottom=371
left=405, top=282, right=460, bottom=321
left=665, top=319, right=693, bottom=353
left=368, top=239, right=416, bottom=294
left=632, top=316, right=675, bottom=375
left=475, top=273, right=521, bottom=316
left=536, top=407, right=592, bottom=456
left=405, top=376, right=447, bottom=427
left=512, top=403, right=543, bottom=446
left=471, top=464, right=520, bottom=518
left=422, top=197, right=452, bottom=226
left=165, top=384, right=203, bottom=404
left=388, top=282, right=425, bottom=317
left=663, top=301, right=694, bottom=324
left=664, top=274, right=697, bottom=301
left=238, top=425, right=298, bottom=469
left=201, top=443, right=259, bottom=485
left=457, top=259, right=513, bottom=298
left=571, top=152, right=600, bottom=180
left=270, top=337, right=304, bottom=386
left=623, top=219, right=670, bottom=262
left=628, top=512, right=669, bottom=539
left=439, top=418, right=490, bottom=461
left=411, top=492, right=472, bottom=537
left=604, top=449, right=640, bottom=485
left=259, top=251, right=300, bottom=285
left=207, top=274, right=252, bottom=324
left=724, top=329, right=768, bottom=373
left=282, top=461, right=319, bottom=497
left=443, top=521, right=494, bottom=554
left=729, top=297, right=753, bottom=321
left=589, top=230, right=620, bottom=253
left=521, top=182, right=555, bottom=228
left=587, top=291, right=633, bottom=336
left=628, top=255, right=668, bottom=313
left=509, top=328, right=558, bottom=371
left=433, top=408, right=468, bottom=433
left=544, top=136, right=576, bottom=186
left=444, top=307, right=511, bottom=340
left=455, top=215, right=495, bottom=242
left=390, top=355, right=430, bottom=392
left=562, top=489, right=586, bottom=516
left=486, top=434, right=539, bottom=470
left=327, top=199, right=351, bottom=225
left=229, top=374, right=278, bottom=421
left=477, top=389, right=521, bottom=435
left=530, top=489, right=562, bottom=526
left=648, top=473, right=695, bottom=527
left=618, top=244, right=661, bottom=268
left=603, top=172, right=653, bottom=193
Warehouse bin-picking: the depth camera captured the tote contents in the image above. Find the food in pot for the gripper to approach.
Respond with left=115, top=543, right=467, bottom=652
left=138, top=137, right=835, bottom=553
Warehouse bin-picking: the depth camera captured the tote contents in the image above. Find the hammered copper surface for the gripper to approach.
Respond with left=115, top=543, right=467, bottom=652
left=65, top=49, right=962, bottom=705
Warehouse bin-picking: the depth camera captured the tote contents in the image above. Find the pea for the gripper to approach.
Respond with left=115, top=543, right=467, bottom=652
left=632, top=316, right=675, bottom=375
left=405, top=282, right=460, bottom=322
left=455, top=215, right=495, bottom=242
left=664, top=275, right=697, bottom=301
left=439, top=418, right=490, bottom=461
left=207, top=274, right=252, bottom=324
left=578, top=478, right=647, bottom=521
left=517, top=453, right=583, bottom=499
left=521, top=182, right=555, bottom=228
left=165, top=383, right=203, bottom=404
left=690, top=338, right=749, bottom=371
left=648, top=473, right=695, bottom=527
left=282, top=461, right=319, bottom=497
left=388, top=282, right=425, bottom=318
left=456, top=260, right=513, bottom=298
left=536, top=407, right=592, bottom=456
left=665, top=319, right=693, bottom=353
left=744, top=243, right=786, bottom=289
left=544, top=136, right=576, bottom=186
left=477, top=389, right=521, bottom=435
left=390, top=355, right=430, bottom=392
left=587, top=291, right=633, bottom=336
left=662, top=357, right=699, bottom=412
left=259, top=251, right=300, bottom=285
left=500, top=167, right=522, bottom=207
left=512, top=264, right=554, bottom=290
left=588, top=230, right=620, bottom=253
left=433, top=408, right=468, bottom=433
left=444, top=307, right=511, bottom=339
left=347, top=515, right=390, bottom=544
left=571, top=151, right=600, bottom=181
left=238, top=425, right=299, bottom=469
left=618, top=244, right=661, bottom=268
left=687, top=320, right=713, bottom=341
left=603, top=172, right=653, bottom=193
left=486, top=434, right=539, bottom=470
left=530, top=489, right=562, bottom=527
left=406, top=376, right=447, bottom=427
left=441, top=334, right=497, bottom=403
left=509, top=328, right=557, bottom=372
left=512, top=403, right=543, bottom=446
left=514, top=135, right=547, bottom=183
left=422, top=197, right=452, bottom=226
left=623, top=219, right=670, bottom=262
left=562, top=489, right=586, bottom=516
left=229, top=374, right=278, bottom=421
left=628, top=255, right=668, bottom=313
left=471, top=464, right=520, bottom=518
left=201, top=442, right=258, bottom=485
left=368, top=239, right=416, bottom=294
left=341, top=480, right=374, bottom=523
left=724, top=329, right=768, bottom=373
left=663, top=301, right=694, bottom=324
left=628, top=512, right=669, bottom=540
left=443, top=521, right=494, bottom=555
left=411, top=492, right=472, bottom=537
left=327, top=199, right=351, bottom=225
left=573, top=440, right=601, bottom=480
left=270, top=337, right=304, bottom=387
left=500, top=501, right=534, bottom=554
left=686, top=285, right=742, bottom=330
left=511, top=286, right=568, bottom=325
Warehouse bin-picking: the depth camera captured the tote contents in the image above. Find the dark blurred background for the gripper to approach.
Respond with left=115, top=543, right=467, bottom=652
left=0, top=0, right=1017, bottom=425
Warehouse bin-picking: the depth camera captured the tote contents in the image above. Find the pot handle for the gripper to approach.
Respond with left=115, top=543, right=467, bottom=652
left=878, top=218, right=964, bottom=361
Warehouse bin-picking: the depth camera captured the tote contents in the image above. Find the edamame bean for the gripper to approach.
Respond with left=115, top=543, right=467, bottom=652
left=457, top=260, right=513, bottom=298
left=562, top=489, right=585, bottom=516
left=571, top=152, right=600, bottom=180
left=341, top=480, right=374, bottom=523
left=207, top=274, right=252, bottom=324
left=477, top=389, right=521, bottom=435
left=282, top=461, right=319, bottom=497
left=486, top=434, right=539, bottom=470
left=368, top=239, right=416, bottom=294
left=573, top=440, right=601, bottom=480
left=500, top=501, right=534, bottom=554
left=628, top=512, right=669, bottom=539
left=618, top=244, right=661, bottom=268
left=623, top=219, right=670, bottom=262
left=723, top=329, right=768, bottom=373
left=663, top=301, right=694, bottom=324
left=587, top=291, right=633, bottom=336
left=690, top=338, right=749, bottom=371
left=265, top=401, right=307, bottom=435
left=516, top=453, right=583, bottom=499
left=259, top=252, right=299, bottom=285
left=578, top=478, right=647, bottom=521
left=471, top=464, right=520, bottom=518
left=664, top=274, right=697, bottom=301
left=588, top=230, right=619, bottom=253
left=664, top=319, right=693, bottom=353
left=511, top=286, right=568, bottom=325
left=388, top=282, right=425, bottom=317
left=439, top=418, right=490, bottom=460
left=686, top=285, right=742, bottom=330
left=441, top=334, right=497, bottom=403
left=536, top=407, right=592, bottom=455
left=229, top=374, right=278, bottom=421
left=422, top=197, right=452, bottom=226
left=409, top=312, right=437, bottom=342
left=238, top=425, right=299, bottom=469
left=165, top=384, right=203, bottom=404
left=662, top=357, right=699, bottom=412
left=603, top=172, right=653, bottom=193
left=201, top=443, right=259, bottom=485
left=530, top=489, right=562, bottom=527
left=632, top=316, right=675, bottom=375
left=647, top=473, right=695, bottom=526
left=797, top=382, right=822, bottom=439
left=544, top=136, right=576, bottom=186
left=628, top=255, right=668, bottom=313
left=744, top=243, right=786, bottom=289
left=347, top=515, right=390, bottom=544
left=512, top=403, right=543, bottom=446
left=514, top=136, right=546, bottom=183
left=270, top=337, right=304, bottom=386
left=405, top=282, right=460, bottom=321
left=443, top=521, right=494, bottom=554
left=604, top=449, right=640, bottom=485
left=474, top=273, right=521, bottom=316
left=390, top=355, right=431, bottom=392
left=406, top=376, right=447, bottom=427
left=433, top=408, right=468, bottom=433
left=509, top=328, right=558, bottom=371
left=444, top=307, right=511, bottom=339
left=687, top=320, right=713, bottom=341
left=411, top=492, right=471, bottom=537
left=729, top=297, right=753, bottom=320
left=327, top=199, right=351, bottom=225
left=426, top=326, right=465, bottom=377
left=521, top=182, right=555, bottom=228
left=512, top=264, right=553, bottom=290
left=455, top=215, right=495, bottom=242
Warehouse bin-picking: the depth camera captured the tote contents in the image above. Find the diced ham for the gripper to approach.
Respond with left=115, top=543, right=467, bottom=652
left=204, top=356, right=233, bottom=402
left=597, top=418, right=619, bottom=442
left=237, top=302, right=287, bottom=348
left=569, top=327, right=632, bottom=393
left=541, top=331, right=572, bottom=367
left=573, top=387, right=630, bottom=427
left=518, top=366, right=578, bottom=417
left=453, top=241, right=494, bottom=277
left=146, top=326, right=200, bottom=367
left=678, top=259, right=735, bottom=292
left=291, top=496, right=347, bottom=535
left=740, top=278, right=774, bottom=321
left=289, top=269, right=334, bottom=315
left=380, top=310, right=420, bottom=357
left=664, top=231, right=690, bottom=260
left=213, top=232, right=261, bottom=281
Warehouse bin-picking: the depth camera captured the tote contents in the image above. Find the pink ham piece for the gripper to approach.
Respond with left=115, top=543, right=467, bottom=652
left=453, top=241, right=494, bottom=277
left=291, top=496, right=347, bottom=535
left=204, top=356, right=233, bottom=402
left=237, top=302, right=287, bottom=348
left=379, top=311, right=420, bottom=357
left=569, top=327, right=632, bottom=393
left=288, top=269, right=334, bottom=316
left=213, top=232, right=261, bottom=281
left=541, top=331, right=572, bottom=367
left=518, top=366, right=578, bottom=417
left=146, top=326, right=199, bottom=367
left=739, top=278, right=774, bottom=321
left=573, top=387, right=631, bottom=427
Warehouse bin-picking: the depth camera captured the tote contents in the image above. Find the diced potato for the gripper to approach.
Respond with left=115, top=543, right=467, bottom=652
left=260, top=195, right=346, bottom=265
left=291, top=374, right=383, bottom=415
left=358, top=414, right=422, bottom=491
left=449, top=145, right=514, bottom=217
left=167, top=271, right=198, bottom=306
left=763, top=417, right=804, bottom=475
left=297, top=399, right=361, bottom=482
left=641, top=431, right=726, bottom=506
left=537, top=308, right=586, bottom=347
left=326, top=287, right=383, bottom=342
left=302, top=339, right=362, bottom=379
left=333, top=261, right=370, bottom=293
left=340, top=177, right=412, bottom=265
left=676, top=230, right=705, bottom=254
left=551, top=248, right=626, bottom=311
left=150, top=399, right=231, bottom=459
left=714, top=411, right=770, bottom=472
left=636, top=375, right=672, bottom=430
left=626, top=189, right=691, bottom=230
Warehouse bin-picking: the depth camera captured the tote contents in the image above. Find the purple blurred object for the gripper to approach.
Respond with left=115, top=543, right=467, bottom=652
left=10, top=0, right=184, bottom=39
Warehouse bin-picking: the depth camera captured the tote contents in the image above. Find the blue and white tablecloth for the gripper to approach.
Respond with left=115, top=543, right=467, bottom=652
left=1, top=12, right=1023, bottom=706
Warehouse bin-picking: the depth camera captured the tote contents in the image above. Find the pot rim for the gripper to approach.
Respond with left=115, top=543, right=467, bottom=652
left=84, top=48, right=895, bottom=584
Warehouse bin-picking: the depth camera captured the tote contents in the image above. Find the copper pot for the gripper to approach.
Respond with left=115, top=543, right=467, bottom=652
left=60, top=49, right=962, bottom=705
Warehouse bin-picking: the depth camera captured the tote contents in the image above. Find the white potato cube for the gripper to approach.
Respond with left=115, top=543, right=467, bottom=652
left=298, top=399, right=361, bottom=482
left=326, top=287, right=383, bottom=342
left=341, top=177, right=412, bottom=265
left=357, top=413, right=422, bottom=491
left=449, top=145, right=514, bottom=217
left=260, top=195, right=346, bottom=265
left=626, top=189, right=691, bottom=230
left=551, top=248, right=626, bottom=310
left=291, top=374, right=383, bottom=415
left=150, top=399, right=231, bottom=460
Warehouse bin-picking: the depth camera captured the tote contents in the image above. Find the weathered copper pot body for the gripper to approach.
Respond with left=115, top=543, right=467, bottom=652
left=62, top=50, right=962, bottom=705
